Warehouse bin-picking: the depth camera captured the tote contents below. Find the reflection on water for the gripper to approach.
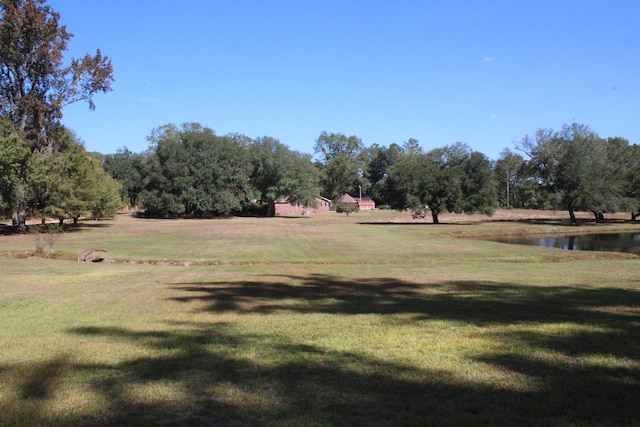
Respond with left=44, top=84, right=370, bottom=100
left=489, top=233, right=640, bottom=255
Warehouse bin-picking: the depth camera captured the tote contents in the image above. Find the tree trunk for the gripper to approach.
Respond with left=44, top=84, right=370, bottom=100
left=431, top=211, right=439, bottom=224
left=569, top=209, right=576, bottom=223
left=265, top=201, right=275, bottom=217
left=506, top=173, right=510, bottom=209
left=12, top=209, right=27, bottom=233
left=632, top=211, right=639, bottom=221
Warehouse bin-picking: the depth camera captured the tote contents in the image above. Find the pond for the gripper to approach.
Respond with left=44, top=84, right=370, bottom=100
left=487, top=232, right=640, bottom=255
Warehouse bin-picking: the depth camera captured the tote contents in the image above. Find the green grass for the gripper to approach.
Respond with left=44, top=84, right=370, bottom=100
left=1, top=210, right=639, bottom=426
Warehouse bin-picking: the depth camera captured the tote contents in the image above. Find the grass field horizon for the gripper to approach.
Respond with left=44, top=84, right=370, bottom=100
left=1, top=209, right=639, bottom=426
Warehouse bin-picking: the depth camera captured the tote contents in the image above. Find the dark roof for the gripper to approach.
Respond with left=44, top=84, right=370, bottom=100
left=337, top=193, right=357, bottom=203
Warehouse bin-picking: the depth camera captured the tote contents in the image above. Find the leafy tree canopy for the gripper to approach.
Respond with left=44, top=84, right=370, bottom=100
left=517, top=123, right=626, bottom=222
left=386, top=142, right=495, bottom=223
left=0, top=0, right=113, bottom=151
left=102, top=148, right=149, bottom=209
left=249, top=136, right=319, bottom=216
left=142, top=123, right=251, bottom=217
left=0, top=0, right=113, bottom=230
left=314, top=131, right=366, bottom=200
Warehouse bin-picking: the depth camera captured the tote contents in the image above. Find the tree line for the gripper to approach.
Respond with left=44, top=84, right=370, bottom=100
left=99, top=122, right=639, bottom=224
left=1, top=120, right=122, bottom=227
left=100, top=126, right=494, bottom=223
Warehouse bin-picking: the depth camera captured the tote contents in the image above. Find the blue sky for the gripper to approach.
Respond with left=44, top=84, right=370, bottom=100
left=53, top=0, right=639, bottom=160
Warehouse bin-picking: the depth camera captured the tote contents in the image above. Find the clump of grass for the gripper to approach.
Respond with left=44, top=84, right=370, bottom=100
left=30, top=223, right=64, bottom=255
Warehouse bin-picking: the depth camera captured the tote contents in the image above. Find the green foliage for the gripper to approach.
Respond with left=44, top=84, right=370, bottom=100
left=36, top=129, right=111, bottom=224
left=518, top=123, right=629, bottom=222
left=335, top=201, right=359, bottom=216
left=0, top=0, right=113, bottom=230
left=130, top=124, right=322, bottom=218
left=402, top=137, right=422, bottom=155
left=88, top=171, right=122, bottom=220
left=606, top=137, right=640, bottom=219
left=102, top=148, right=148, bottom=208
left=249, top=136, right=319, bottom=216
left=0, top=0, right=113, bottom=151
left=386, top=142, right=495, bottom=223
left=494, top=148, right=527, bottom=208
left=0, top=119, right=30, bottom=215
left=7, top=125, right=123, bottom=225
left=386, top=150, right=427, bottom=212
left=314, top=131, right=366, bottom=200
left=364, top=143, right=403, bottom=206
left=142, top=123, right=251, bottom=217
left=459, top=150, right=496, bottom=216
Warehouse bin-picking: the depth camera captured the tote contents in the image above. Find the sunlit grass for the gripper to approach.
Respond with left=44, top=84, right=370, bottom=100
left=1, top=210, right=639, bottom=425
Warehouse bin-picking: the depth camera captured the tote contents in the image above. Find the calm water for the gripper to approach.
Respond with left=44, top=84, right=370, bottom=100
left=488, top=232, right=640, bottom=255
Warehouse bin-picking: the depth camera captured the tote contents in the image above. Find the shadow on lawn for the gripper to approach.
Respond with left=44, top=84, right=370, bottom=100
left=0, top=221, right=111, bottom=236
left=3, top=276, right=640, bottom=426
left=172, top=274, right=638, bottom=326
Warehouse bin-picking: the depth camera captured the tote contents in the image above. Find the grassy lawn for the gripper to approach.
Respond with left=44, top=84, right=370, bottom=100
left=1, top=210, right=639, bottom=426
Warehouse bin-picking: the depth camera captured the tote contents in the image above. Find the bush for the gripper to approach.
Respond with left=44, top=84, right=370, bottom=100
left=335, top=202, right=359, bottom=216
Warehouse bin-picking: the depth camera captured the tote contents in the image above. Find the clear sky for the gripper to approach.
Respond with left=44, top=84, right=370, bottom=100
left=52, top=0, right=639, bottom=160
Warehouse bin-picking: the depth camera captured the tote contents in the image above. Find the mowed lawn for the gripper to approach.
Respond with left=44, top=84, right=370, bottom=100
left=1, top=210, right=639, bottom=426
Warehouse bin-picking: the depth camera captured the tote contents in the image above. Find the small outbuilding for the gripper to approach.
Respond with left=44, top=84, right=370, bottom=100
left=355, top=198, right=376, bottom=210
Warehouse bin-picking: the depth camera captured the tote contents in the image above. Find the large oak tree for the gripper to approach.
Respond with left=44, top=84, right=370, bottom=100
left=142, top=124, right=251, bottom=217
left=249, top=136, right=319, bottom=217
left=314, top=131, right=366, bottom=200
left=517, top=123, right=624, bottom=222
left=386, top=143, right=495, bottom=224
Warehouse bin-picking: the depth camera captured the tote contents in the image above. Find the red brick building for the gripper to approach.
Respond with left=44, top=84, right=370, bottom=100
left=274, top=196, right=334, bottom=216
left=355, top=198, right=376, bottom=210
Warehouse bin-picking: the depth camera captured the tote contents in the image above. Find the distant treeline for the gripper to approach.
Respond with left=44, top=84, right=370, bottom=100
left=100, top=122, right=640, bottom=223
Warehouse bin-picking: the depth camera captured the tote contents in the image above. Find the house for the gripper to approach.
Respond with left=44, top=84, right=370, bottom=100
left=336, top=194, right=376, bottom=211
left=355, top=198, right=376, bottom=210
left=274, top=196, right=334, bottom=216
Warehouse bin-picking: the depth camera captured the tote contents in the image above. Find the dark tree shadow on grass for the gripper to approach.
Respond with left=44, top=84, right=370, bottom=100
left=171, top=275, right=640, bottom=328
left=164, top=275, right=640, bottom=423
left=2, top=276, right=640, bottom=425
left=0, top=224, right=17, bottom=236
left=0, top=221, right=112, bottom=237
left=18, top=355, right=71, bottom=400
